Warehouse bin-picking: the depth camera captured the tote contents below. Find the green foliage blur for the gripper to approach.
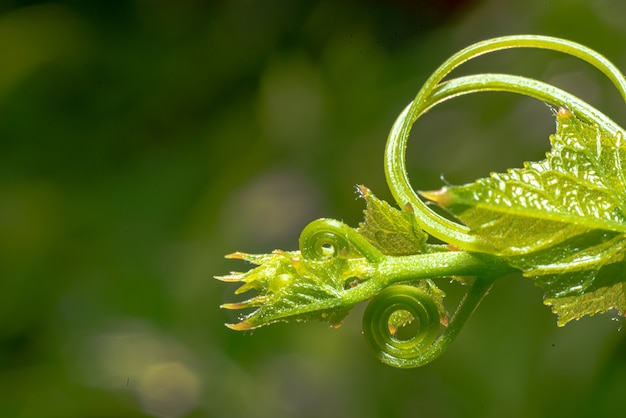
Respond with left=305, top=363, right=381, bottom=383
left=2, top=0, right=626, bottom=417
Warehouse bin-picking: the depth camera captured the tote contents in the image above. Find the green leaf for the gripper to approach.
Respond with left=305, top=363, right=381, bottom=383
left=218, top=250, right=370, bottom=330
left=545, top=282, right=626, bottom=326
left=357, top=185, right=429, bottom=255
left=422, top=108, right=626, bottom=325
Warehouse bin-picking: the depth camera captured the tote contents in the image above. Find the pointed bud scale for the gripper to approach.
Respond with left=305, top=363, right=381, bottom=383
left=419, top=189, right=452, bottom=207
left=220, top=296, right=266, bottom=310
left=290, top=257, right=302, bottom=269
left=225, top=252, right=246, bottom=260
left=214, top=274, right=244, bottom=283
left=357, top=184, right=372, bottom=198
left=225, top=320, right=253, bottom=331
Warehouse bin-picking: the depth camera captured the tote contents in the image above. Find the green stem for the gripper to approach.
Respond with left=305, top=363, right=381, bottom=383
left=341, top=250, right=514, bottom=309
left=375, top=250, right=514, bottom=284
left=419, top=276, right=496, bottom=367
left=234, top=250, right=514, bottom=329
left=428, top=74, right=626, bottom=134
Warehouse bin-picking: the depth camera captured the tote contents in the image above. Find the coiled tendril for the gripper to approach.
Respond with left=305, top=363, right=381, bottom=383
left=362, top=284, right=442, bottom=368
left=385, top=35, right=626, bottom=252
left=299, top=218, right=384, bottom=263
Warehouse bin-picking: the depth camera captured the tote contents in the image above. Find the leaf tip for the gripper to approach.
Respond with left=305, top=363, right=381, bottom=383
left=225, top=252, right=245, bottom=260
left=420, top=188, right=452, bottom=207
left=225, top=321, right=253, bottom=331
left=220, top=302, right=244, bottom=310
left=214, top=274, right=243, bottom=283
left=290, top=256, right=302, bottom=268
left=356, top=184, right=372, bottom=198
left=556, top=106, right=572, bottom=120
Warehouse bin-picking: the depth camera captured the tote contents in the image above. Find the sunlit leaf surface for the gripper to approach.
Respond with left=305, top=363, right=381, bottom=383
left=357, top=185, right=428, bottom=255
left=423, top=108, right=626, bottom=324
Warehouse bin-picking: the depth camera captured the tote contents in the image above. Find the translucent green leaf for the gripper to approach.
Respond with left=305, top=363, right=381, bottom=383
left=422, top=109, right=626, bottom=325
left=218, top=250, right=370, bottom=330
left=546, top=282, right=626, bottom=326
left=357, top=185, right=428, bottom=255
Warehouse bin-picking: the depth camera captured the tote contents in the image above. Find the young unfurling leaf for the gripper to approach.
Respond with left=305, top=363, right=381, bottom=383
left=218, top=250, right=362, bottom=330
left=357, top=185, right=429, bottom=255
left=422, top=109, right=626, bottom=324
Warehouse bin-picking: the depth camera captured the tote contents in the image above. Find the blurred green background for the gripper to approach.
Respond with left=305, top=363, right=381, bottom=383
left=2, top=0, right=626, bottom=417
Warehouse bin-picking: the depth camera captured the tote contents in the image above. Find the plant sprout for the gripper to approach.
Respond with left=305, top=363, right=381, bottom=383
left=217, top=35, right=626, bottom=368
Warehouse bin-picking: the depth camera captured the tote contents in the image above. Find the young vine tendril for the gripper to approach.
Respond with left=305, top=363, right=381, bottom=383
left=218, top=35, right=626, bottom=368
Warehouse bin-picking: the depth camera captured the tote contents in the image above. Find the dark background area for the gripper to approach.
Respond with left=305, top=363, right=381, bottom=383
left=1, top=0, right=626, bottom=417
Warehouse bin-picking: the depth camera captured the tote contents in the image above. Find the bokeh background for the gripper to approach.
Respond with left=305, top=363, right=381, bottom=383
left=2, top=0, right=626, bottom=417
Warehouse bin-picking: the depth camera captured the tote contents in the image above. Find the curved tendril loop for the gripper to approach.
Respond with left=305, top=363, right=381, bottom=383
left=363, top=277, right=496, bottom=368
left=385, top=35, right=626, bottom=252
left=362, top=284, right=442, bottom=369
left=299, top=218, right=384, bottom=263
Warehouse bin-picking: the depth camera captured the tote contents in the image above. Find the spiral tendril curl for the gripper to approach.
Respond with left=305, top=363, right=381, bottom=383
left=299, top=218, right=384, bottom=263
left=362, top=284, right=443, bottom=368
